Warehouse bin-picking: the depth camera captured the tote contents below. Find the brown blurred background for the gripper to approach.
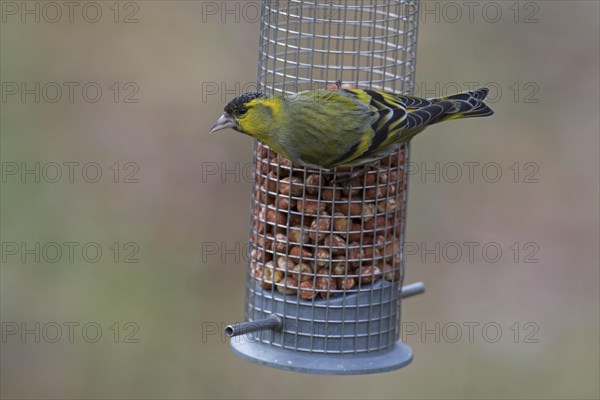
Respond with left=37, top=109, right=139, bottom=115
left=1, top=1, right=598, bottom=399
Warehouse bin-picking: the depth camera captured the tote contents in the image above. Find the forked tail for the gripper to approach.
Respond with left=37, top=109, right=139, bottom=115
left=434, top=87, right=494, bottom=122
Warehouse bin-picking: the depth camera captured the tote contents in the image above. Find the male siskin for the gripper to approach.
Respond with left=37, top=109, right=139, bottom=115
left=210, top=87, right=494, bottom=170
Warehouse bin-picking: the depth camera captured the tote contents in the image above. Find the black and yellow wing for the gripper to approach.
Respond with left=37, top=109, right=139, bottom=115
left=331, top=88, right=492, bottom=166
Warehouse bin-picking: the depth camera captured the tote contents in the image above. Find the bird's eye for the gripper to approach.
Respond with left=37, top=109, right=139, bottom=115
left=237, top=107, right=248, bottom=116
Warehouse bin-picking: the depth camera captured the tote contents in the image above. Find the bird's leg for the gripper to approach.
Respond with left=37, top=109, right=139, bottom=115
left=331, top=165, right=371, bottom=187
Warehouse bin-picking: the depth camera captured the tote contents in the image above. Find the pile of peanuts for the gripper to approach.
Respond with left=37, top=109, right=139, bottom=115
left=249, top=143, right=407, bottom=301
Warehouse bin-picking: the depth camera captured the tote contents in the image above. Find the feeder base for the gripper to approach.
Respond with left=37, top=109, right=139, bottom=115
left=229, top=339, right=413, bottom=375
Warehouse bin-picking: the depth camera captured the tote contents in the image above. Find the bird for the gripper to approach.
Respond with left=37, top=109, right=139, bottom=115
left=210, top=85, right=494, bottom=172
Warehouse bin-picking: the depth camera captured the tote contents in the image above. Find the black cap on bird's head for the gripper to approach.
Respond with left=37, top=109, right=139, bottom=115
left=224, top=92, right=267, bottom=115
left=210, top=92, right=268, bottom=133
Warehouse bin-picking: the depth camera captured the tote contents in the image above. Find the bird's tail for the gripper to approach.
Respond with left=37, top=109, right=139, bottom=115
left=432, top=87, right=494, bottom=123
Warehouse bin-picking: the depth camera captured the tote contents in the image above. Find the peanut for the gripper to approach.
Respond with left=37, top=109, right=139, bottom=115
left=288, top=226, right=310, bottom=246
left=341, top=181, right=362, bottom=197
left=271, top=233, right=288, bottom=254
left=276, top=276, right=298, bottom=295
left=337, top=201, right=375, bottom=221
left=289, top=246, right=312, bottom=260
left=259, top=144, right=270, bottom=159
left=377, top=197, right=398, bottom=213
left=256, top=158, right=269, bottom=175
left=378, top=169, right=401, bottom=185
left=332, top=212, right=350, bottom=233
left=298, top=280, right=317, bottom=300
left=291, top=263, right=314, bottom=282
left=336, top=198, right=363, bottom=218
left=347, top=243, right=366, bottom=267
left=305, top=174, right=324, bottom=194
left=363, top=216, right=396, bottom=237
left=297, top=194, right=327, bottom=214
left=254, top=220, right=265, bottom=235
left=323, top=234, right=347, bottom=256
left=321, top=187, right=341, bottom=201
left=357, top=265, right=382, bottom=284
left=255, top=183, right=269, bottom=203
left=279, top=176, right=303, bottom=196
left=255, top=233, right=273, bottom=249
left=275, top=154, right=293, bottom=169
left=363, top=246, right=382, bottom=262
left=266, top=208, right=286, bottom=227
left=266, top=171, right=278, bottom=193
left=332, top=258, right=349, bottom=276
left=383, top=264, right=400, bottom=282
left=314, top=247, right=332, bottom=268
left=337, top=276, right=356, bottom=290
left=364, top=173, right=377, bottom=186
left=276, top=195, right=295, bottom=210
left=365, top=183, right=397, bottom=200
left=308, top=212, right=331, bottom=242
left=361, top=203, right=376, bottom=222
left=253, top=264, right=271, bottom=289
left=277, top=257, right=295, bottom=273
left=264, top=261, right=284, bottom=287
left=250, top=248, right=270, bottom=263
left=315, top=268, right=337, bottom=299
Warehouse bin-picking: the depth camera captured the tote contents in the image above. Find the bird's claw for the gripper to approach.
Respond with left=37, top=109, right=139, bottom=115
left=331, top=165, right=370, bottom=187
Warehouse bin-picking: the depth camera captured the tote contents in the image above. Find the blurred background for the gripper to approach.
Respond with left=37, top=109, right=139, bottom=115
left=1, top=1, right=598, bottom=399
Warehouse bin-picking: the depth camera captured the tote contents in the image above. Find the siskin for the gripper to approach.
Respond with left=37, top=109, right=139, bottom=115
left=210, top=86, right=494, bottom=170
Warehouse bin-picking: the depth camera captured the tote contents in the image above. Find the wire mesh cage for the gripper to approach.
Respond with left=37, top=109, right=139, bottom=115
left=226, top=0, right=424, bottom=374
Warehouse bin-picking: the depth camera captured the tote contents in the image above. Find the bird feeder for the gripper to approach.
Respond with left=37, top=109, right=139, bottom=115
left=225, top=0, right=424, bottom=374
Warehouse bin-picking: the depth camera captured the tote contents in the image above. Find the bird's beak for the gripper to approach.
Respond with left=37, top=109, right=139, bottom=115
left=209, top=113, right=236, bottom=133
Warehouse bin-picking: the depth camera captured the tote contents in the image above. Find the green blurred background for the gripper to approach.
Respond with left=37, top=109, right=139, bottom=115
left=1, top=1, right=598, bottom=398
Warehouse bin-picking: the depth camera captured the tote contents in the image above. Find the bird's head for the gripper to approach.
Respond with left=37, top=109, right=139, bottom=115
left=210, top=92, right=280, bottom=142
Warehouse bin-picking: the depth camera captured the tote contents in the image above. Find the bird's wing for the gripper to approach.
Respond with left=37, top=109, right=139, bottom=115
left=323, top=88, right=406, bottom=167
left=388, top=93, right=435, bottom=110
left=351, top=89, right=448, bottom=145
left=335, top=89, right=455, bottom=165
left=400, top=102, right=456, bottom=137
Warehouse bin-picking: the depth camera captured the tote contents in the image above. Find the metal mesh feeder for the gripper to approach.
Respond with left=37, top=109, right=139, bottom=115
left=226, top=0, right=424, bottom=375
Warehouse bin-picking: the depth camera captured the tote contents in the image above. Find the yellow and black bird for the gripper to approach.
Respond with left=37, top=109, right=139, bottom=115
left=210, top=86, right=493, bottom=170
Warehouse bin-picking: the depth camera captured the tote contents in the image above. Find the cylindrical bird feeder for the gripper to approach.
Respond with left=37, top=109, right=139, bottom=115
left=227, top=0, right=423, bottom=374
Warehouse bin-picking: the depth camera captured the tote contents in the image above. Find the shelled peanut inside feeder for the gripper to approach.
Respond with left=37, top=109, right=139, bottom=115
left=250, top=142, right=406, bottom=300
